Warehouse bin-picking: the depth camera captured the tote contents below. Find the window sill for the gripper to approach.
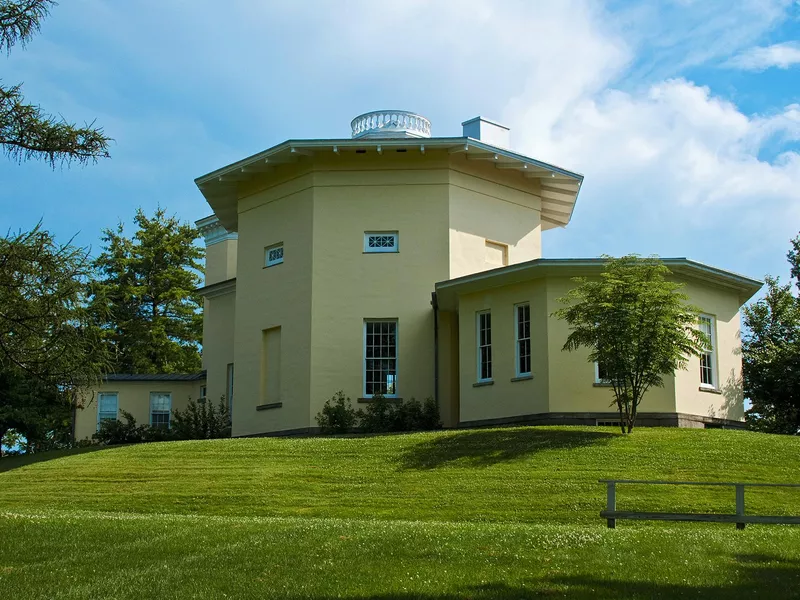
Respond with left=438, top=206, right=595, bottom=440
left=357, top=397, right=403, bottom=404
left=256, top=402, right=283, bottom=411
left=473, top=380, right=494, bottom=388
left=593, top=382, right=613, bottom=387
left=511, top=375, right=533, bottom=382
left=699, top=386, right=722, bottom=395
left=363, top=251, right=399, bottom=255
left=263, top=263, right=283, bottom=269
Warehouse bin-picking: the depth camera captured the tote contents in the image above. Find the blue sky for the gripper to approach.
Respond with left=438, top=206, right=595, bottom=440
left=1, top=0, right=799, bottom=285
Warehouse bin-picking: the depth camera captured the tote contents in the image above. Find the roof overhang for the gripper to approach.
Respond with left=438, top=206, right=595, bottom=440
left=196, top=277, right=236, bottom=299
left=434, top=258, right=763, bottom=311
left=194, top=137, right=584, bottom=232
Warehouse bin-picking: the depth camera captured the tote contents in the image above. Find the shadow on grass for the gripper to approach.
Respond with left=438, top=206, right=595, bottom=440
left=398, top=427, right=617, bottom=470
left=0, top=446, right=103, bottom=474
left=291, top=554, right=800, bottom=599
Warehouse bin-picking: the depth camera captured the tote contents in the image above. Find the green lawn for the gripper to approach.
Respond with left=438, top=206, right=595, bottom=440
left=1, top=426, right=799, bottom=598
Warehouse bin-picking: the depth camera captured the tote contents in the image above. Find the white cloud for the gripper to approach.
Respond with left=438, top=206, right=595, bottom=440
left=726, top=41, right=800, bottom=70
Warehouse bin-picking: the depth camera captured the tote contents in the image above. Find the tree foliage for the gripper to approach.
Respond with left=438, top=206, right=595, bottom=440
left=0, top=224, right=108, bottom=452
left=89, top=208, right=204, bottom=374
left=1, top=1, right=111, bottom=166
left=553, top=255, right=707, bottom=433
left=743, top=236, right=800, bottom=434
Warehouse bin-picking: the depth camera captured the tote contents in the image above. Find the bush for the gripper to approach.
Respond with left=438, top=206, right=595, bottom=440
left=357, top=395, right=442, bottom=433
left=171, top=396, right=231, bottom=440
left=316, top=391, right=358, bottom=434
left=93, top=410, right=145, bottom=445
left=356, top=393, right=398, bottom=433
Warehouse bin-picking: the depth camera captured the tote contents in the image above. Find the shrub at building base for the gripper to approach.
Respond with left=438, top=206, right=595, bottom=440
left=316, top=392, right=441, bottom=434
left=93, top=397, right=231, bottom=446
left=316, top=391, right=358, bottom=434
left=171, top=397, right=231, bottom=439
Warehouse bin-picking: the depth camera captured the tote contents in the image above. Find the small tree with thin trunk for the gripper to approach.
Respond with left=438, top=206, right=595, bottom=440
left=553, top=255, right=707, bottom=433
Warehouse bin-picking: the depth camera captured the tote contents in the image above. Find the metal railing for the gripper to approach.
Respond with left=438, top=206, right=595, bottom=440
left=600, top=479, right=800, bottom=529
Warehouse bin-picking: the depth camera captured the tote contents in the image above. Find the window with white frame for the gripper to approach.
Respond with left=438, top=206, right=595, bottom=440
left=515, top=303, right=531, bottom=376
left=149, top=392, right=172, bottom=429
left=265, top=243, right=284, bottom=267
left=595, top=361, right=611, bottom=384
left=699, top=315, right=717, bottom=388
left=97, top=392, right=118, bottom=427
left=199, top=385, right=207, bottom=401
left=477, top=311, right=492, bottom=381
left=364, top=232, right=398, bottom=253
left=364, top=320, right=398, bottom=396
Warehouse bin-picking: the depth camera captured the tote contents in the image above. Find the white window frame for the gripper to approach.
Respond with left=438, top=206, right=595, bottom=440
left=265, top=243, right=284, bottom=267
left=97, top=392, right=118, bottom=429
left=363, top=319, right=399, bottom=397
left=699, top=314, right=717, bottom=389
left=364, top=232, right=399, bottom=253
left=594, top=361, right=612, bottom=384
left=477, top=310, right=492, bottom=382
left=514, top=303, right=531, bottom=377
left=149, top=392, right=172, bottom=429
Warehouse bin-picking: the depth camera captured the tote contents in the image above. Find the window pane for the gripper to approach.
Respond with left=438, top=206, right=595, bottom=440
left=478, top=312, right=492, bottom=380
left=364, top=320, right=397, bottom=395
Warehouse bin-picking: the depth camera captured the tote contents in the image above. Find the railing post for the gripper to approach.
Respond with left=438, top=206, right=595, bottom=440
left=607, top=481, right=616, bottom=529
left=735, top=484, right=746, bottom=530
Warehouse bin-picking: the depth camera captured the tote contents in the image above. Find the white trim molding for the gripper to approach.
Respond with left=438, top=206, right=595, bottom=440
left=195, top=215, right=238, bottom=247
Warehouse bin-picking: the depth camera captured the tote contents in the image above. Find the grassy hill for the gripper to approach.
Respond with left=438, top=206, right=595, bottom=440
left=1, top=426, right=799, bottom=599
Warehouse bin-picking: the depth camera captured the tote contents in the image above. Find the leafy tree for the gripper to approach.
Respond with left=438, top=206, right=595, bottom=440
left=553, top=255, right=707, bottom=433
left=89, top=208, right=204, bottom=374
left=0, top=224, right=108, bottom=452
left=743, top=236, right=800, bottom=434
left=1, top=1, right=110, bottom=166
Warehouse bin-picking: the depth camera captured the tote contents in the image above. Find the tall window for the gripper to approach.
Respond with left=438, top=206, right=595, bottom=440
left=699, top=315, right=716, bottom=388
left=515, top=303, right=531, bottom=376
left=97, top=392, right=118, bottom=427
left=364, top=232, right=398, bottom=253
left=150, top=392, right=172, bottom=429
left=477, top=311, right=492, bottom=381
left=364, top=320, right=397, bottom=396
left=265, top=243, right=284, bottom=267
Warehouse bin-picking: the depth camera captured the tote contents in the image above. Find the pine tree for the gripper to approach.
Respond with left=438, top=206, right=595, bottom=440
left=89, top=208, right=204, bottom=374
left=1, top=1, right=110, bottom=166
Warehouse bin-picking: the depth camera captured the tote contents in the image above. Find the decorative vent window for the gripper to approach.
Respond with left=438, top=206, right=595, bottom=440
left=477, top=311, right=492, bottom=382
left=699, top=315, right=717, bottom=388
left=150, top=392, right=172, bottom=429
left=364, top=320, right=397, bottom=396
left=364, top=232, right=398, bottom=253
left=265, top=243, right=284, bottom=267
left=515, top=303, right=531, bottom=376
left=97, top=392, right=118, bottom=426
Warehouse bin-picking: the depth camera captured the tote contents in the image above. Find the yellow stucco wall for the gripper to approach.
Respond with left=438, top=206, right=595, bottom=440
left=204, top=239, right=237, bottom=285
left=201, top=289, right=236, bottom=406
left=231, top=173, right=315, bottom=436
left=456, top=280, right=550, bottom=424
left=448, top=157, right=542, bottom=279
left=450, top=271, right=747, bottom=426
left=308, top=155, right=450, bottom=417
left=544, top=277, right=677, bottom=415
left=75, top=380, right=204, bottom=441
left=674, top=279, right=745, bottom=422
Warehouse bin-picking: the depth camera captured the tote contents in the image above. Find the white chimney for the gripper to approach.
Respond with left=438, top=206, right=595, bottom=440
left=461, top=116, right=510, bottom=149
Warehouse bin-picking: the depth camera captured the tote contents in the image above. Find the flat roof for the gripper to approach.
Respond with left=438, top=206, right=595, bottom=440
left=103, top=372, right=207, bottom=382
